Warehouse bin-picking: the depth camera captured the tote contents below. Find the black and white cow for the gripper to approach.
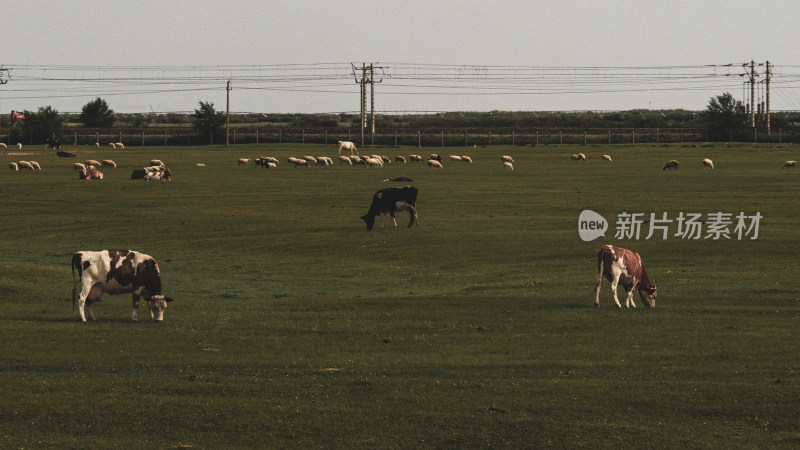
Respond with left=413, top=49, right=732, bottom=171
left=71, top=250, right=174, bottom=322
left=361, top=186, right=420, bottom=230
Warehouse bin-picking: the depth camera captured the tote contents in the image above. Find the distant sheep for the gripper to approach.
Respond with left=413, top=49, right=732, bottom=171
left=501, top=155, right=514, bottom=163
left=427, top=159, right=443, bottom=168
left=428, top=154, right=442, bottom=162
left=79, top=168, right=104, bottom=180
left=18, top=161, right=34, bottom=170
left=303, top=156, right=317, bottom=164
left=0, top=143, right=7, bottom=149
left=29, top=161, right=41, bottom=170
left=84, top=159, right=102, bottom=167
left=395, top=156, right=406, bottom=163
left=702, top=158, right=714, bottom=169
left=449, top=155, right=463, bottom=162
left=101, top=160, right=117, bottom=168
left=115, top=142, right=125, bottom=149
left=602, top=154, right=613, bottom=162
left=338, top=141, right=358, bottom=155
left=17, top=143, right=22, bottom=150
left=504, top=161, right=514, bottom=171
left=409, top=154, right=423, bottom=162
left=339, top=155, right=353, bottom=165
left=578, top=153, right=587, bottom=161
left=461, top=156, right=473, bottom=163
left=288, top=157, right=309, bottom=168
left=782, top=160, right=796, bottom=169
left=365, top=157, right=383, bottom=167
left=109, top=143, right=117, bottom=148
left=9, top=162, right=18, bottom=171
left=74, top=163, right=87, bottom=172
left=150, top=159, right=165, bottom=167
left=238, top=158, right=250, bottom=165
left=196, top=163, right=206, bottom=167
left=349, top=155, right=363, bottom=165
left=663, top=160, right=679, bottom=170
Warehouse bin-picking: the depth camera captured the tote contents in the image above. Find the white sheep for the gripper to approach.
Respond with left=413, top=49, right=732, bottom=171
left=17, top=143, right=22, bottom=150
left=365, top=157, right=383, bottom=167
left=0, top=143, right=7, bottom=149
left=395, top=155, right=406, bottom=163
left=9, top=162, right=18, bottom=171
left=504, top=161, right=514, bottom=170
left=264, top=157, right=279, bottom=165
left=238, top=158, right=250, bottom=165
left=101, top=160, right=117, bottom=168
left=150, top=159, right=165, bottom=167
left=73, top=163, right=87, bottom=172
left=702, top=158, right=714, bottom=169
left=339, top=155, right=353, bottom=165
left=427, top=159, right=443, bottom=168
left=303, top=156, right=318, bottom=164
left=18, top=161, right=34, bottom=170
left=115, top=142, right=125, bottom=149
left=29, top=161, right=41, bottom=170
left=84, top=159, right=102, bottom=167
left=449, top=155, right=463, bottom=162
left=501, top=155, right=514, bottom=163
left=783, top=160, right=796, bottom=169
left=602, top=155, right=613, bottom=163
left=109, top=142, right=117, bottom=149
left=409, top=154, right=423, bottom=162
left=461, top=156, right=473, bottom=163
left=196, top=163, right=206, bottom=167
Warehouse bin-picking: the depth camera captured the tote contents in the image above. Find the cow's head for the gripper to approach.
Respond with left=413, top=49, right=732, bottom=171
left=147, top=295, right=174, bottom=322
left=361, top=214, right=375, bottom=231
left=638, top=285, right=657, bottom=307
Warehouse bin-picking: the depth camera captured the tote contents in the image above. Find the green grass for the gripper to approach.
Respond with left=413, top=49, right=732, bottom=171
left=1, top=142, right=799, bottom=448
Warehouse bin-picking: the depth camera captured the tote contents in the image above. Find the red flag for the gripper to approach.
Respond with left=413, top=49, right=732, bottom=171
left=12, top=111, right=25, bottom=120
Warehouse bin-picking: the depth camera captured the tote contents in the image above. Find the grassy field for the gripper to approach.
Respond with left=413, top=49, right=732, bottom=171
left=1, top=142, right=799, bottom=448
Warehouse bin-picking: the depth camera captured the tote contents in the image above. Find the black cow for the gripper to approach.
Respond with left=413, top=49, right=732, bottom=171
left=361, top=186, right=420, bottom=230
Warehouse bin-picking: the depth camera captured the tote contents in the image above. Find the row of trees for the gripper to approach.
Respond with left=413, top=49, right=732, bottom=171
left=1, top=93, right=779, bottom=144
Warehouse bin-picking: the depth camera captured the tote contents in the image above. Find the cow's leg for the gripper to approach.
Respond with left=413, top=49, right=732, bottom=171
left=610, top=273, right=623, bottom=308
left=131, top=293, right=140, bottom=321
left=76, top=282, right=94, bottom=322
left=379, top=213, right=386, bottom=229
left=625, top=287, right=637, bottom=308
left=389, top=212, right=398, bottom=228
left=406, top=205, right=418, bottom=227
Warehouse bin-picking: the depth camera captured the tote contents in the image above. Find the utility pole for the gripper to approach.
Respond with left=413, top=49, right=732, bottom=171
left=765, top=61, right=771, bottom=135
left=352, top=63, right=384, bottom=149
left=0, top=66, right=10, bottom=121
left=225, top=79, right=231, bottom=147
left=748, top=60, right=756, bottom=128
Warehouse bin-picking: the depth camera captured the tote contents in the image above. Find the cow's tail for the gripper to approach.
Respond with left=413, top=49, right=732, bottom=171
left=71, top=253, right=81, bottom=313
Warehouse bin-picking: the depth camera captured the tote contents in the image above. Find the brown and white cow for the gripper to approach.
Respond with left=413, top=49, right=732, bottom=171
left=71, top=250, right=174, bottom=322
left=594, top=245, right=657, bottom=308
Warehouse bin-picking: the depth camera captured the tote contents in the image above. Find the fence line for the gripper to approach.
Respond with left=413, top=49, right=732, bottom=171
left=2, top=127, right=798, bottom=147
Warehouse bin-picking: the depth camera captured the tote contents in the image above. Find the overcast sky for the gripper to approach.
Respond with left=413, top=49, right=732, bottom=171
left=3, top=0, right=800, bottom=114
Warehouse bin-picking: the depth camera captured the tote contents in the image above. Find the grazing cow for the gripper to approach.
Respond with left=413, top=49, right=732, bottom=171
left=594, top=245, right=657, bottom=308
left=361, top=186, right=420, bottom=231
left=663, top=160, right=679, bottom=170
left=602, top=154, right=613, bottom=162
left=71, top=250, right=174, bottom=322
left=783, top=160, right=796, bottom=169
left=338, top=141, right=358, bottom=155
left=702, top=158, right=714, bottom=169
left=44, top=137, right=62, bottom=151
left=79, top=168, right=104, bottom=180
